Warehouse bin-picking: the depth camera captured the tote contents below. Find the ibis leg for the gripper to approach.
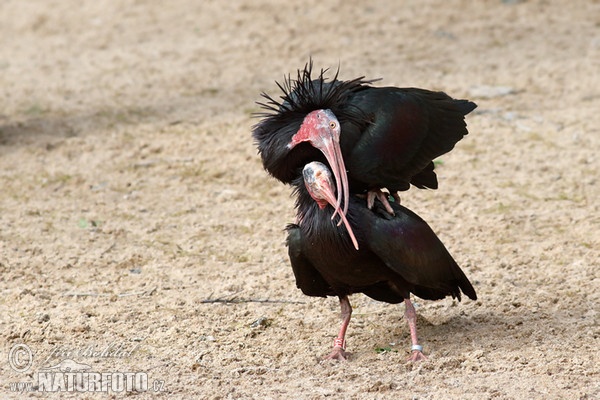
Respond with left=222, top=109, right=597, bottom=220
left=405, top=297, right=427, bottom=362
left=324, top=296, right=352, bottom=361
left=366, top=189, right=395, bottom=216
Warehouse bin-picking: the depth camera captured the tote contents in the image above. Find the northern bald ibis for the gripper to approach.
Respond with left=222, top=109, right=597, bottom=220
left=286, top=161, right=477, bottom=361
left=253, top=61, right=476, bottom=219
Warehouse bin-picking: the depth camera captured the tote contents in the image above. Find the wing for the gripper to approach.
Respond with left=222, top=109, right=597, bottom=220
left=286, top=224, right=334, bottom=297
left=408, top=161, right=438, bottom=189
left=364, top=203, right=477, bottom=301
left=345, top=87, right=476, bottom=192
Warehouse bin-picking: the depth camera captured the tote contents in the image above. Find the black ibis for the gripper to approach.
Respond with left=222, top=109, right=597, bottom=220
left=286, top=161, right=477, bottom=361
left=253, top=61, right=477, bottom=219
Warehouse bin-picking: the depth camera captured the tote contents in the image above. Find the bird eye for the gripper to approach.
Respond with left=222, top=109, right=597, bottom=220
left=329, top=121, right=337, bottom=130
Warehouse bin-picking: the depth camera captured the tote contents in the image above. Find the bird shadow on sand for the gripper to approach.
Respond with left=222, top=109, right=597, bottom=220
left=0, top=94, right=225, bottom=155
left=413, top=305, right=579, bottom=359
left=348, top=302, right=577, bottom=363
left=0, top=105, right=160, bottom=153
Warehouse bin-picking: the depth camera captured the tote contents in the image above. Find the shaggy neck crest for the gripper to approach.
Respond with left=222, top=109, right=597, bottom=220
left=254, top=60, right=375, bottom=122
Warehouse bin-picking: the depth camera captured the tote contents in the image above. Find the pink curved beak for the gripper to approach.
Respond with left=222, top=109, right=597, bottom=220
left=289, top=109, right=349, bottom=223
left=303, top=162, right=359, bottom=250
left=318, top=139, right=349, bottom=224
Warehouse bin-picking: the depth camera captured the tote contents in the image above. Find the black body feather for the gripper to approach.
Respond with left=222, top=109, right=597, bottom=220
left=253, top=61, right=477, bottom=193
left=286, top=178, right=477, bottom=304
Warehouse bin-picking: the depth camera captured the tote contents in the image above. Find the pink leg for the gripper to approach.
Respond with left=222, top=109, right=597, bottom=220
left=324, top=296, right=352, bottom=361
left=366, top=189, right=395, bottom=216
left=404, top=297, right=427, bottom=362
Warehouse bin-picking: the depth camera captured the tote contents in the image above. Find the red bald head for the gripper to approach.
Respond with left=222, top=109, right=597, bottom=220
left=289, top=110, right=349, bottom=220
left=303, top=162, right=359, bottom=250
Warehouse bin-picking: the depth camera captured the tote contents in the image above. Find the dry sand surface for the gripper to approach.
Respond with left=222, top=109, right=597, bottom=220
left=1, top=0, right=599, bottom=399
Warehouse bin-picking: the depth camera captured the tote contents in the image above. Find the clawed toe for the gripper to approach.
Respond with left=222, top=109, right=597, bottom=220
left=366, top=189, right=395, bottom=216
left=324, top=346, right=349, bottom=361
left=407, top=350, right=427, bottom=362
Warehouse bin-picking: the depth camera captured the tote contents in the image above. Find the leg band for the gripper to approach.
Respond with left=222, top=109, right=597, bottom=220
left=411, top=344, right=423, bottom=352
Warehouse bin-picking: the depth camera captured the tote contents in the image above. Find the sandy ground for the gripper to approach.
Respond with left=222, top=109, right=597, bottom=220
left=1, top=0, right=599, bottom=398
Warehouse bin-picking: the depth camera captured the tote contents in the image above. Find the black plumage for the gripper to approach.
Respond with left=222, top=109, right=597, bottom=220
left=286, top=161, right=476, bottom=360
left=253, top=61, right=477, bottom=216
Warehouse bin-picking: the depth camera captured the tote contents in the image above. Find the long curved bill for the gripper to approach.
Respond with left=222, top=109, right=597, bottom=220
left=319, top=140, right=349, bottom=223
left=305, top=163, right=358, bottom=250
left=288, top=109, right=349, bottom=224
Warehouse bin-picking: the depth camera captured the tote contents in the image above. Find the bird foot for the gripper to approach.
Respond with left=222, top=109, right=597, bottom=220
left=407, top=350, right=427, bottom=362
left=366, top=189, right=395, bottom=216
left=323, top=346, right=349, bottom=361
left=323, top=338, right=348, bottom=361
